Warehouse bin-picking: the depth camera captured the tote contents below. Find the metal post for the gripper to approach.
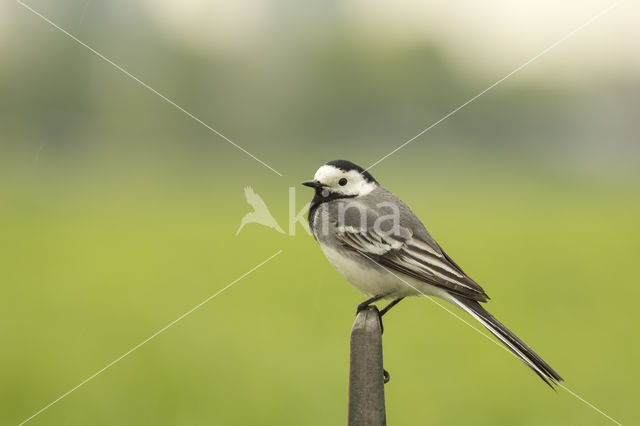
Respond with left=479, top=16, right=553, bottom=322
left=348, top=307, right=386, bottom=426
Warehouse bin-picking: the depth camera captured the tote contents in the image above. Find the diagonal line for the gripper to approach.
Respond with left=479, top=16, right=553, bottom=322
left=365, top=0, right=623, bottom=172
left=13, top=0, right=283, bottom=177
left=556, top=383, right=622, bottom=426
left=17, top=250, right=283, bottom=426
left=358, top=252, right=622, bottom=426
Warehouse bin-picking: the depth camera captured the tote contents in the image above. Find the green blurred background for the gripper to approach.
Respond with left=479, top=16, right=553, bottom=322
left=1, top=1, right=638, bottom=425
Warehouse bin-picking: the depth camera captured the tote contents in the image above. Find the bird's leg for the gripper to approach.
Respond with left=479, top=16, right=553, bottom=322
left=356, top=294, right=386, bottom=313
left=380, top=297, right=405, bottom=317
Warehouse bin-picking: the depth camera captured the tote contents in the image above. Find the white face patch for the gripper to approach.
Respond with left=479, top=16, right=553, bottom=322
left=313, top=165, right=377, bottom=196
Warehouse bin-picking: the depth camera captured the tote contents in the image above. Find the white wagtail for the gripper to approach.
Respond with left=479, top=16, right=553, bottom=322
left=302, top=160, right=562, bottom=388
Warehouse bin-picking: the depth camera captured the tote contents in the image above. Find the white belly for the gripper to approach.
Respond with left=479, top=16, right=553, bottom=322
left=319, top=243, right=449, bottom=300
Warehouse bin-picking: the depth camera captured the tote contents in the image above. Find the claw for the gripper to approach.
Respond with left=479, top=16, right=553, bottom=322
left=377, top=309, right=384, bottom=335
left=355, top=302, right=371, bottom=315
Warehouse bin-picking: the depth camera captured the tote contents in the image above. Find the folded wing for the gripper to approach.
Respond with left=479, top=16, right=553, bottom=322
left=337, top=224, right=489, bottom=302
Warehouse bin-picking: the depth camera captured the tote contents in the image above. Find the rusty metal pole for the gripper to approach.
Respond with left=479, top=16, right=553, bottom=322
left=348, top=307, right=386, bottom=426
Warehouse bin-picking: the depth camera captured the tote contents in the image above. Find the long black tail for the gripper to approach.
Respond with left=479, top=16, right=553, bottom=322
left=452, top=297, right=563, bottom=388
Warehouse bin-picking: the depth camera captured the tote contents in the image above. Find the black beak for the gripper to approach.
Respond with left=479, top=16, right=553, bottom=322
left=302, top=180, right=323, bottom=188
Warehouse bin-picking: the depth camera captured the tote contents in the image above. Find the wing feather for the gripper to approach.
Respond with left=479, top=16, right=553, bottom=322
left=337, top=224, right=488, bottom=302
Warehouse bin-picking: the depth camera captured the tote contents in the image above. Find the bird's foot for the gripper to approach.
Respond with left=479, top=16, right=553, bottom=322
left=356, top=301, right=373, bottom=314
left=383, top=368, right=391, bottom=384
left=356, top=294, right=386, bottom=315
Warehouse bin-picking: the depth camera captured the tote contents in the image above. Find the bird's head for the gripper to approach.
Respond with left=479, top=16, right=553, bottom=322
left=302, top=160, right=378, bottom=198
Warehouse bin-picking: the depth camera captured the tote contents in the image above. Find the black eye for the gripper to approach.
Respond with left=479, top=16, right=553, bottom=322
left=338, top=178, right=347, bottom=186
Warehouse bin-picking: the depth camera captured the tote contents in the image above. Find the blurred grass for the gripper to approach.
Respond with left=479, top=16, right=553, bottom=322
left=1, top=165, right=637, bottom=425
left=2, top=2, right=638, bottom=424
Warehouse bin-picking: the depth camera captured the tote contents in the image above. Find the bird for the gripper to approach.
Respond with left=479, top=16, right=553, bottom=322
left=302, top=159, right=562, bottom=388
left=236, top=186, right=284, bottom=235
